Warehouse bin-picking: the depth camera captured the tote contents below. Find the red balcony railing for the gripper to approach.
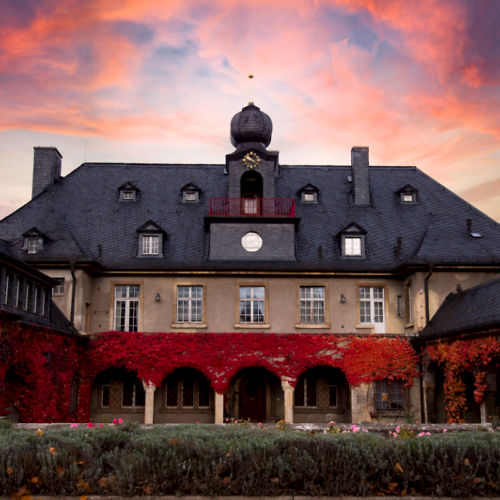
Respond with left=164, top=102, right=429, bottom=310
left=209, top=198, right=296, bottom=217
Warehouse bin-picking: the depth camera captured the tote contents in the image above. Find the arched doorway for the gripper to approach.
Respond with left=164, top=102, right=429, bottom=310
left=294, top=366, right=351, bottom=423
left=90, top=368, right=145, bottom=422
left=155, top=368, right=214, bottom=423
left=240, top=171, right=263, bottom=215
left=227, top=367, right=283, bottom=423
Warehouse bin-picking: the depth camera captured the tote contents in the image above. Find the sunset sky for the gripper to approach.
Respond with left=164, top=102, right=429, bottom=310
left=0, top=0, right=499, bottom=221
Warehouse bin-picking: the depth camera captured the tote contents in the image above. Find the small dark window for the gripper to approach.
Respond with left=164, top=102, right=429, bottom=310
left=101, top=385, right=110, bottom=407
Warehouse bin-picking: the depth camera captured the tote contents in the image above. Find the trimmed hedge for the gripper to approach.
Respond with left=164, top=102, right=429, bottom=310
left=0, top=422, right=499, bottom=497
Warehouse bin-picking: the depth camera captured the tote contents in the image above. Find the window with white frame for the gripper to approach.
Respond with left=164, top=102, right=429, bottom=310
left=374, top=379, right=404, bottom=410
left=53, top=278, right=65, bottom=295
left=239, top=286, right=265, bottom=323
left=114, top=285, right=140, bottom=332
left=3, top=273, right=11, bottom=305
left=344, top=236, right=362, bottom=256
left=27, top=238, right=39, bottom=254
left=299, top=286, right=325, bottom=324
left=405, top=283, right=413, bottom=324
left=141, top=234, right=160, bottom=255
left=176, top=285, right=203, bottom=323
left=122, top=374, right=145, bottom=407
left=359, top=286, right=384, bottom=324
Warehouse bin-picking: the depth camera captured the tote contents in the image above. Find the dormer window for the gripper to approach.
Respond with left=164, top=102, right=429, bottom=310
left=298, top=184, right=319, bottom=203
left=396, top=184, right=417, bottom=204
left=22, top=227, right=46, bottom=255
left=118, top=182, right=139, bottom=202
left=181, top=183, right=201, bottom=203
left=137, top=221, right=165, bottom=257
left=338, top=223, right=366, bottom=258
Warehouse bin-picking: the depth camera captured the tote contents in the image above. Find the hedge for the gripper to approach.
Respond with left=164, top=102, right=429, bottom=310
left=0, top=421, right=499, bottom=497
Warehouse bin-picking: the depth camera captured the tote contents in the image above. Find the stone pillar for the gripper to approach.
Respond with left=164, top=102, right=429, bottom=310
left=281, top=380, right=294, bottom=424
left=350, top=383, right=372, bottom=423
left=214, top=392, right=224, bottom=424
left=142, top=380, right=156, bottom=425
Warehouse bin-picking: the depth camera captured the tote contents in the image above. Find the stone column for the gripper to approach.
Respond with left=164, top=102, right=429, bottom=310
left=350, top=383, right=372, bottom=423
left=214, top=392, right=224, bottom=424
left=142, top=380, right=156, bottom=425
left=281, top=380, right=294, bottom=424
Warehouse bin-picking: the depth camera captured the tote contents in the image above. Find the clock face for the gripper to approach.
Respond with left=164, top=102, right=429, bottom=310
left=241, top=232, right=263, bottom=252
left=242, top=151, right=261, bottom=169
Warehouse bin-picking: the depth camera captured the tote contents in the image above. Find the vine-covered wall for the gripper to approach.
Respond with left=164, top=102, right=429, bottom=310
left=424, top=337, right=500, bottom=423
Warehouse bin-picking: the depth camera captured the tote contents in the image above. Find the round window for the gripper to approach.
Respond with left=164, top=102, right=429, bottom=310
left=241, top=232, right=263, bottom=252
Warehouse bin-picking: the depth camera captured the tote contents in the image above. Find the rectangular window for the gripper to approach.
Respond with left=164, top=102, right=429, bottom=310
left=405, top=284, right=413, bottom=323
left=300, top=286, right=325, bottom=324
left=243, top=198, right=258, bottom=215
left=27, top=239, right=38, bottom=254
left=15, top=279, right=22, bottom=309
left=24, top=283, right=31, bottom=311
left=41, top=289, right=46, bottom=317
left=359, top=286, right=384, bottom=324
left=166, top=378, right=178, bottom=407
left=239, top=286, right=265, bottom=323
left=114, top=285, right=140, bottom=332
left=3, top=273, right=11, bottom=306
left=33, top=285, right=39, bottom=314
left=141, top=235, right=160, bottom=255
left=177, top=285, right=203, bottom=323
left=122, top=190, right=135, bottom=200
left=53, top=278, right=65, bottom=295
left=329, top=384, right=337, bottom=407
left=344, top=236, right=362, bottom=256
left=165, top=375, right=211, bottom=409
left=397, top=295, right=403, bottom=317
left=294, top=375, right=317, bottom=407
left=122, top=377, right=145, bottom=407
left=101, top=385, right=110, bottom=407
left=374, top=380, right=405, bottom=410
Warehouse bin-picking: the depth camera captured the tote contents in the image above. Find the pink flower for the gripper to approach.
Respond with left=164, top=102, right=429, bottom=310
left=443, top=428, right=448, bottom=433
left=329, top=420, right=335, bottom=425
left=350, top=424, right=360, bottom=433
left=417, top=432, right=426, bottom=437
left=87, top=422, right=95, bottom=428
left=362, top=429, right=368, bottom=433
left=70, top=423, right=78, bottom=428
left=395, top=425, right=401, bottom=434
left=195, top=421, right=199, bottom=424
left=99, top=423, right=104, bottom=428
left=112, top=418, right=118, bottom=425
left=118, top=418, right=124, bottom=424
left=225, top=417, right=229, bottom=422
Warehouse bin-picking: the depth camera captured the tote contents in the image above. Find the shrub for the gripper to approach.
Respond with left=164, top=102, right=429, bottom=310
left=0, top=425, right=498, bottom=496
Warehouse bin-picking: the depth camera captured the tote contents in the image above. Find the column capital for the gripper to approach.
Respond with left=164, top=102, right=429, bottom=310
left=142, top=380, right=157, bottom=392
left=281, top=379, right=294, bottom=392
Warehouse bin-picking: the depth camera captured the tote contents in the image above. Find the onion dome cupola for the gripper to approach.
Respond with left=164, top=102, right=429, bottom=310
left=230, top=103, right=273, bottom=148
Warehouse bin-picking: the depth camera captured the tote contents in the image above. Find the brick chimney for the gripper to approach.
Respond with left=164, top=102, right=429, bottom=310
left=351, top=146, right=371, bottom=207
left=32, top=147, right=62, bottom=198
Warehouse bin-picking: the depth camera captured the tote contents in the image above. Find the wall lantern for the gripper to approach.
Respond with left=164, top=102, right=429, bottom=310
left=155, top=293, right=161, bottom=302
left=340, top=294, right=347, bottom=304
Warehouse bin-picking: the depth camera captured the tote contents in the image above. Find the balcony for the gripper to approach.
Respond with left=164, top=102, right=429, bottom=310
left=209, top=198, right=296, bottom=217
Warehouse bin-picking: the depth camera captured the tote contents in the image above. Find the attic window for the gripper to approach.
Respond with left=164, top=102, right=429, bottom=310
left=22, top=228, right=45, bottom=254
left=137, top=221, right=165, bottom=257
left=181, top=184, right=201, bottom=203
left=299, top=184, right=319, bottom=203
left=397, top=184, right=418, bottom=204
left=338, top=223, right=366, bottom=258
left=118, top=182, right=139, bottom=202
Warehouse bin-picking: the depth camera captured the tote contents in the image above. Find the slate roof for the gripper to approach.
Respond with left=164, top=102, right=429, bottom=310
left=0, top=161, right=499, bottom=272
left=419, top=278, right=500, bottom=339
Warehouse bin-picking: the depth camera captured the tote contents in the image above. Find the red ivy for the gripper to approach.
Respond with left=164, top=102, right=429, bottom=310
left=1, top=322, right=420, bottom=423
left=424, top=337, right=500, bottom=423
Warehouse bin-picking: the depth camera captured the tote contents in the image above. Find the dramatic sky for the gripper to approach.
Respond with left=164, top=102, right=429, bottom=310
left=1, top=0, right=499, bottom=221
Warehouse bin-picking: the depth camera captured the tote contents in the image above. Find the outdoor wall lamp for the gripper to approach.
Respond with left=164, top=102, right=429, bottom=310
left=340, top=294, right=347, bottom=304
left=155, top=293, right=161, bottom=302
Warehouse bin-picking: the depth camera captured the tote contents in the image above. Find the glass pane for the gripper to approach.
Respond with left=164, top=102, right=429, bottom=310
left=306, top=376, right=317, bottom=406
left=329, top=385, right=337, bottom=407
left=122, top=380, right=133, bottom=406
left=101, top=385, right=110, bottom=407
left=166, top=377, right=178, bottom=407
left=198, top=377, right=210, bottom=407
left=182, top=377, right=194, bottom=407
left=253, top=287, right=265, bottom=299
left=135, top=381, right=145, bottom=406
left=294, top=378, right=305, bottom=406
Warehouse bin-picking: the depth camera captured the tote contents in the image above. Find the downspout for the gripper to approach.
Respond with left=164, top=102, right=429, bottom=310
left=70, top=261, right=76, bottom=326
left=424, top=264, right=433, bottom=326
left=422, top=263, right=433, bottom=423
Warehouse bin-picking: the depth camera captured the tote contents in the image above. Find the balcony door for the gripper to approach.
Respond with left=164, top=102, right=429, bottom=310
left=241, top=171, right=263, bottom=215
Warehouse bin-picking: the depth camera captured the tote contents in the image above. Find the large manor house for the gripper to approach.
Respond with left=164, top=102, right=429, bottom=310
left=0, top=103, right=499, bottom=425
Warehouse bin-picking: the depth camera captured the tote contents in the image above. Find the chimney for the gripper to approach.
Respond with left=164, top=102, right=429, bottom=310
left=351, top=146, right=370, bottom=206
left=32, top=147, right=62, bottom=198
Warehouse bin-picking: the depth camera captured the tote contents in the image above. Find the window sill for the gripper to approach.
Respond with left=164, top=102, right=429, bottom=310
left=404, top=322, right=414, bottom=329
left=294, top=323, right=331, bottom=329
left=371, top=410, right=405, bottom=417
left=171, top=323, right=207, bottom=329
left=355, top=323, right=373, bottom=330
left=234, top=323, right=271, bottom=329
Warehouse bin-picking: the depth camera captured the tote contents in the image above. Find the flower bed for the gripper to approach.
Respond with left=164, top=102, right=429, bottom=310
left=0, top=421, right=498, bottom=497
